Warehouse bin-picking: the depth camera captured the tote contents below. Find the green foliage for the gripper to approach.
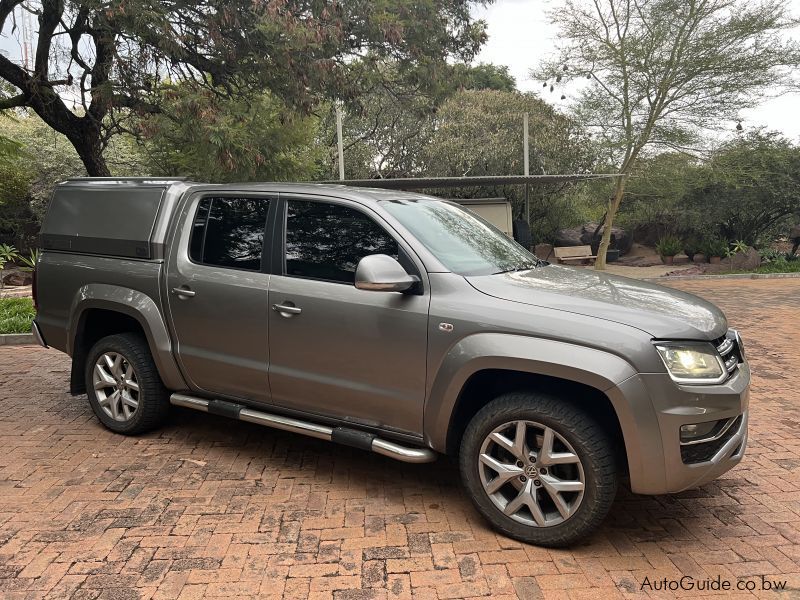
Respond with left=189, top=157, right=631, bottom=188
left=17, top=249, right=39, bottom=272
left=730, top=240, right=749, bottom=255
left=701, top=237, right=729, bottom=259
left=537, top=0, right=800, bottom=267
left=0, top=297, right=35, bottom=334
left=725, top=256, right=800, bottom=274
left=1, top=0, right=489, bottom=175
left=137, top=86, right=321, bottom=182
left=419, top=90, right=597, bottom=242
left=683, top=131, right=800, bottom=246
left=655, top=236, right=682, bottom=258
left=617, top=153, right=704, bottom=243
left=0, top=243, right=19, bottom=295
left=453, top=63, right=517, bottom=92
left=0, top=243, right=18, bottom=265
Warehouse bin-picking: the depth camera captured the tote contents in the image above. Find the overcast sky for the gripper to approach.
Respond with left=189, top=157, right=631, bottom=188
left=472, top=0, right=800, bottom=142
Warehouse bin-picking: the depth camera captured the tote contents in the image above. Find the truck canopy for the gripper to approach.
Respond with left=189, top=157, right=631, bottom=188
left=40, top=178, right=190, bottom=260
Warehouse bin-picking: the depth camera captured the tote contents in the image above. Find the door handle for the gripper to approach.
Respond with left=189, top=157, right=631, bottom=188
left=272, top=303, right=302, bottom=316
left=171, top=287, right=196, bottom=298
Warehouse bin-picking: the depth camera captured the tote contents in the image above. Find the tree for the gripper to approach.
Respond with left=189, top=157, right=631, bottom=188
left=316, top=61, right=515, bottom=180
left=537, top=0, right=800, bottom=268
left=454, top=63, right=517, bottom=92
left=683, top=131, right=800, bottom=245
left=421, top=90, right=597, bottom=241
left=136, top=85, right=322, bottom=182
left=0, top=0, right=488, bottom=176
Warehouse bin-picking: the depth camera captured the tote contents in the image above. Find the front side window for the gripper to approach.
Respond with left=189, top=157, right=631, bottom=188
left=189, top=197, right=269, bottom=270
left=285, top=200, right=398, bottom=284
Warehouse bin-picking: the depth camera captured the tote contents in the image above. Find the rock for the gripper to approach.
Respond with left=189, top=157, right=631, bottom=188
left=554, top=223, right=632, bottom=255
left=534, top=243, right=554, bottom=261
left=554, top=225, right=585, bottom=247
left=726, top=247, right=761, bottom=271
left=1, top=270, right=32, bottom=286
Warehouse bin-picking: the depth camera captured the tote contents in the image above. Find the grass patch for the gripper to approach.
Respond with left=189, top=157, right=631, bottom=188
left=723, top=260, right=800, bottom=275
left=0, top=297, right=35, bottom=334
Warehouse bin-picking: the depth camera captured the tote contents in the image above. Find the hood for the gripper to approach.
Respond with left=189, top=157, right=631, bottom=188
left=466, top=265, right=727, bottom=340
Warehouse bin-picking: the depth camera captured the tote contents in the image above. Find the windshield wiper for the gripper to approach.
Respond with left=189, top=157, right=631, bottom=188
left=493, top=262, right=540, bottom=275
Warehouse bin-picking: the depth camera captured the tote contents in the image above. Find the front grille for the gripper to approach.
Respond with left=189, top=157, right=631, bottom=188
left=680, top=415, right=743, bottom=464
left=714, top=332, right=743, bottom=381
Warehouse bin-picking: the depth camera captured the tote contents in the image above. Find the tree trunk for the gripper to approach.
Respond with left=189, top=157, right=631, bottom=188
left=594, top=174, right=629, bottom=270
left=69, top=131, right=111, bottom=177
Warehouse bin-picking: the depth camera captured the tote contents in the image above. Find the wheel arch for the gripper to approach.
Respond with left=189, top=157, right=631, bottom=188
left=424, top=334, right=649, bottom=475
left=68, top=284, right=186, bottom=394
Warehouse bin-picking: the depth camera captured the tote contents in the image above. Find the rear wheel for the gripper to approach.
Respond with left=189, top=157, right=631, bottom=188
left=459, top=392, right=617, bottom=547
left=85, top=333, right=169, bottom=434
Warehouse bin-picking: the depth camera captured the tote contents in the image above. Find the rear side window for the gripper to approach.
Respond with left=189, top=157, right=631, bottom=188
left=285, top=200, right=398, bottom=284
left=189, top=197, right=269, bottom=270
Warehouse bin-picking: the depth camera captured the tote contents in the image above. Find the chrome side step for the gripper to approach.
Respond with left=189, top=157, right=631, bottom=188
left=170, top=393, right=437, bottom=464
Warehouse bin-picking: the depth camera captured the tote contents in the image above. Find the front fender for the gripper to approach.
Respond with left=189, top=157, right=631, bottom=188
left=69, top=283, right=186, bottom=390
left=423, top=333, right=663, bottom=491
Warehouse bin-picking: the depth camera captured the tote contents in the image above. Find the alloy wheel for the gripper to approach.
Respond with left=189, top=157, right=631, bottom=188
left=92, top=351, right=140, bottom=422
left=478, top=420, right=585, bottom=527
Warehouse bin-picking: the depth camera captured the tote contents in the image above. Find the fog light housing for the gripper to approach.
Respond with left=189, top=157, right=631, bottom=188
left=679, top=420, right=720, bottom=443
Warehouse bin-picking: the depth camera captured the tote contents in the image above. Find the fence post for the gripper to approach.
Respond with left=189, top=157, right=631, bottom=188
left=336, top=105, right=345, bottom=181
left=523, top=112, right=530, bottom=223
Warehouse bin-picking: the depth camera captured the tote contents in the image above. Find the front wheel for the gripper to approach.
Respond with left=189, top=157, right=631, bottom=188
left=85, top=333, right=170, bottom=435
left=459, top=392, right=617, bottom=547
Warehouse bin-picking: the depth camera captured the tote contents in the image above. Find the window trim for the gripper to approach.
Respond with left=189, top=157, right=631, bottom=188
left=277, top=195, right=423, bottom=289
left=186, top=193, right=276, bottom=274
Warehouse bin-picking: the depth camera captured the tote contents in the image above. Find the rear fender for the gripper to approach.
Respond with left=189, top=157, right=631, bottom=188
left=69, top=283, right=186, bottom=390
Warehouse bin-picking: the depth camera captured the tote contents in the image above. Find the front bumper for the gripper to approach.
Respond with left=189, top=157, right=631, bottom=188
left=610, top=362, right=750, bottom=495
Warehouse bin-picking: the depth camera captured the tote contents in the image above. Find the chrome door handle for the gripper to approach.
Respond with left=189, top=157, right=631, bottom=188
left=171, top=287, right=196, bottom=298
left=272, top=303, right=302, bottom=315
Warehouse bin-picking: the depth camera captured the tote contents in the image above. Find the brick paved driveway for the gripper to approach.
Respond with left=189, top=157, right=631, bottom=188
left=1, top=279, right=798, bottom=599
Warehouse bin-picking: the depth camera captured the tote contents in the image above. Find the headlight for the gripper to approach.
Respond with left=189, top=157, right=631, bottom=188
left=654, top=342, right=726, bottom=384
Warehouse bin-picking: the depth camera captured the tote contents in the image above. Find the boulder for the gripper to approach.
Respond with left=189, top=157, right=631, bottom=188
left=726, top=247, right=761, bottom=271
left=554, top=225, right=585, bottom=248
left=555, top=223, right=633, bottom=255
left=1, top=270, right=32, bottom=286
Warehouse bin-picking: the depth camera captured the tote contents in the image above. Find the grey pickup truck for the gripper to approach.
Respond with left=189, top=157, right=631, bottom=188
left=32, top=178, right=750, bottom=546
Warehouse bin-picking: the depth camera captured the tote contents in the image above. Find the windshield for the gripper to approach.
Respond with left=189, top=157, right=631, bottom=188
left=381, top=199, right=542, bottom=276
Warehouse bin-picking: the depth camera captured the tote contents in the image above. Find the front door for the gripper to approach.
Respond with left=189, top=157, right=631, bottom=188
left=166, top=194, right=274, bottom=403
left=267, top=196, right=430, bottom=436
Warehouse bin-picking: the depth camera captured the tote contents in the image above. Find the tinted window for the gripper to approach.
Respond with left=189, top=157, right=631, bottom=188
left=285, top=200, right=398, bottom=284
left=189, top=197, right=269, bottom=270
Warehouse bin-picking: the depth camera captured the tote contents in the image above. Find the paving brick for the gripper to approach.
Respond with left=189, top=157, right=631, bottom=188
left=0, top=278, right=798, bottom=598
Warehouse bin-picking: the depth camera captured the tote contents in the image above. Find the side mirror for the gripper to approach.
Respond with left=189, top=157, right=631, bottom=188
left=355, top=254, right=418, bottom=293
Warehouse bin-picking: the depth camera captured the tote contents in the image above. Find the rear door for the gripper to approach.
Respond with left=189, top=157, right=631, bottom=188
left=267, top=195, right=430, bottom=436
left=166, top=193, right=275, bottom=403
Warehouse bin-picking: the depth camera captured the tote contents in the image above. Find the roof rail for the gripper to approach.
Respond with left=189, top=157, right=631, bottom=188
left=65, top=176, right=189, bottom=181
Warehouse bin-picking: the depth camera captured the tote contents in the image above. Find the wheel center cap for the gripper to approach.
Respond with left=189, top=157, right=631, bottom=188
left=524, top=465, right=537, bottom=477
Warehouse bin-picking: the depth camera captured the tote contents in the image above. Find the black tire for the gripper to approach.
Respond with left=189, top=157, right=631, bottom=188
left=459, top=392, right=617, bottom=547
left=85, top=333, right=170, bottom=435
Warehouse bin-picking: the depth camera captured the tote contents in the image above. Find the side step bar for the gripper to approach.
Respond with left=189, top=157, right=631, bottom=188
left=170, top=393, right=437, bottom=464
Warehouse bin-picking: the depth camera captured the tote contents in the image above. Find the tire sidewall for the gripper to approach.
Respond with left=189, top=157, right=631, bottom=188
left=86, top=336, right=151, bottom=434
left=459, top=395, right=616, bottom=546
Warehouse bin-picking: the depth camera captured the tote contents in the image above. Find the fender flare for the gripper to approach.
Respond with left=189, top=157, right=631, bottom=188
left=68, top=283, right=186, bottom=390
left=423, top=333, right=663, bottom=490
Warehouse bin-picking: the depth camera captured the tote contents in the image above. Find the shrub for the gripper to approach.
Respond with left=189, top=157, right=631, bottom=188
left=655, top=236, right=682, bottom=257
left=702, top=237, right=729, bottom=258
